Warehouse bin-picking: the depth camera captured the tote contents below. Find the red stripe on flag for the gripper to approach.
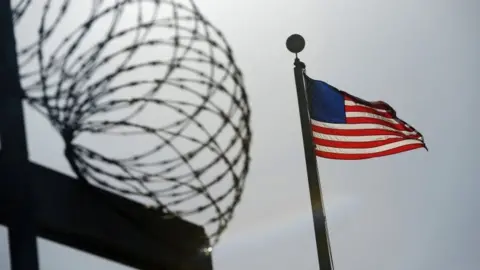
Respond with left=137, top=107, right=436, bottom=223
left=346, top=117, right=414, bottom=132
left=313, top=137, right=413, bottom=149
left=315, top=143, right=425, bottom=160
left=311, top=124, right=421, bottom=139
left=343, top=95, right=392, bottom=111
left=345, top=105, right=393, bottom=118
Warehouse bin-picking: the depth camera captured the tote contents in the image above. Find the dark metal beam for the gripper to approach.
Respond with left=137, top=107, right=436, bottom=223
left=0, top=1, right=40, bottom=269
left=0, top=161, right=213, bottom=270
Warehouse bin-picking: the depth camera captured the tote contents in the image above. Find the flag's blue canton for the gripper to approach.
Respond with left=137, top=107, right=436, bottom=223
left=310, top=80, right=346, bottom=124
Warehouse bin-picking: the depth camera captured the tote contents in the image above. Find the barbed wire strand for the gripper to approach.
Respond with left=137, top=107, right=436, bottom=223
left=13, top=0, right=251, bottom=247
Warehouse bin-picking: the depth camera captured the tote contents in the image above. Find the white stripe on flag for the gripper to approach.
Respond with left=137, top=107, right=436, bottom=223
left=345, top=111, right=399, bottom=124
left=313, top=132, right=406, bottom=142
left=315, top=139, right=423, bottom=154
left=344, top=100, right=387, bottom=113
left=310, top=120, right=419, bottom=136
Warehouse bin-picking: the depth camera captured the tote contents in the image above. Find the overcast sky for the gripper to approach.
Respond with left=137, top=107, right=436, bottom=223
left=2, top=0, right=480, bottom=269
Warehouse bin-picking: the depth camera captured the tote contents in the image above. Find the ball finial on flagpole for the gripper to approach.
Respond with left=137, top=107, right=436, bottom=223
left=286, top=34, right=305, bottom=54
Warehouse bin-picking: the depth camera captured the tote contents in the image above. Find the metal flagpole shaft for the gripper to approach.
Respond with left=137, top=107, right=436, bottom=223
left=0, top=1, right=40, bottom=270
left=286, top=34, right=334, bottom=270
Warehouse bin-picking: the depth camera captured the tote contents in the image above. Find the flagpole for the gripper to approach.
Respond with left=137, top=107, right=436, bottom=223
left=286, top=34, right=334, bottom=270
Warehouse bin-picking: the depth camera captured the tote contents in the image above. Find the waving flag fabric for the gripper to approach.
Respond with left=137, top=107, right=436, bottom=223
left=306, top=77, right=427, bottom=160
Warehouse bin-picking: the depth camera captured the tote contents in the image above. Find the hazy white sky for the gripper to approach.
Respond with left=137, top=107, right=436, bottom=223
left=2, top=0, right=480, bottom=269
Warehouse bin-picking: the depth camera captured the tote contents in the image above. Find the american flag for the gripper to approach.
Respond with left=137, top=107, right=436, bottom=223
left=306, top=77, right=427, bottom=160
